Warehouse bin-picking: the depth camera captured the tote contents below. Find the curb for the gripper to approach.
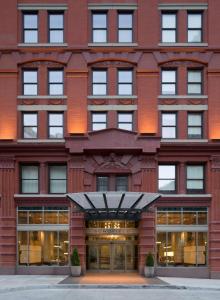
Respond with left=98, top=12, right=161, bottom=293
left=0, top=284, right=220, bottom=294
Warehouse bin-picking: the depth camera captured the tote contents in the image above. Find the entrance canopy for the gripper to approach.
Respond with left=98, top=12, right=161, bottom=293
left=67, top=192, right=160, bottom=220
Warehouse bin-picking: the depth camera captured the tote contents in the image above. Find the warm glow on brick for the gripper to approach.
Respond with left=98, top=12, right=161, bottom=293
left=0, top=123, right=16, bottom=140
left=209, top=127, right=220, bottom=140
left=68, top=111, right=87, bottom=134
left=138, top=113, right=157, bottom=134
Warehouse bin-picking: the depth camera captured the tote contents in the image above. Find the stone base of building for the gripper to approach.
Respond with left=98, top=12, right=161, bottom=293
left=210, top=271, right=220, bottom=279
left=16, top=266, right=70, bottom=275
left=0, top=267, right=16, bottom=275
left=155, top=267, right=209, bottom=278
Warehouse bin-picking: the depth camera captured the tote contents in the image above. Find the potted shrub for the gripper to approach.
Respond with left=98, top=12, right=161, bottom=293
left=144, top=252, right=155, bottom=277
left=70, top=247, right=81, bottom=276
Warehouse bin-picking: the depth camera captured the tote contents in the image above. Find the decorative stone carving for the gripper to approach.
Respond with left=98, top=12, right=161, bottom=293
left=0, top=156, right=15, bottom=169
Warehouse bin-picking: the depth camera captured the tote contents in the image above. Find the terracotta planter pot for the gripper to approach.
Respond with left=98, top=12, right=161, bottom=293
left=70, top=266, right=81, bottom=277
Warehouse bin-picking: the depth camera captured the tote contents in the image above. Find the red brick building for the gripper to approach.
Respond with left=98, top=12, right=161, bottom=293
left=0, top=0, right=220, bottom=278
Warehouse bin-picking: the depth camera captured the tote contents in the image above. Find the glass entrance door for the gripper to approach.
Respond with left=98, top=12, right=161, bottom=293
left=87, top=243, right=136, bottom=271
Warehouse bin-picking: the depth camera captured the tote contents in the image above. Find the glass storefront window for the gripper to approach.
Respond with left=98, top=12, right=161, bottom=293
left=157, top=212, right=167, bottom=224
left=168, top=212, right=181, bottom=225
left=198, top=212, right=207, bottom=224
left=59, top=211, right=69, bottom=224
left=18, top=211, right=28, bottom=224
left=18, top=231, right=69, bottom=266
left=87, top=220, right=136, bottom=229
left=29, top=212, right=43, bottom=224
left=44, top=211, right=59, bottom=224
left=156, top=231, right=207, bottom=267
left=183, top=212, right=197, bottom=225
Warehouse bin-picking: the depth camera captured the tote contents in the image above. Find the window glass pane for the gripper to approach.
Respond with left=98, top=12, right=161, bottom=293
left=188, top=84, right=201, bottom=94
left=159, top=179, right=175, bottom=191
left=18, top=232, right=28, bottom=264
left=49, top=84, right=63, bottom=95
left=24, top=14, right=38, bottom=28
left=23, top=85, right=37, bottom=95
left=116, top=176, right=128, bottom=191
left=188, top=14, right=202, bottom=28
left=49, top=71, right=63, bottom=82
left=162, top=114, right=176, bottom=126
left=119, top=71, right=132, bottom=83
left=183, top=212, right=197, bottom=225
left=159, top=165, right=175, bottom=179
left=22, top=166, right=38, bottom=179
left=49, top=15, right=63, bottom=28
left=162, top=14, right=176, bottom=28
left=162, top=71, right=175, bottom=82
left=50, top=180, right=66, bottom=193
left=187, top=166, right=203, bottom=179
left=93, top=14, right=107, bottom=28
left=118, top=84, right=132, bottom=95
left=93, top=113, right=106, bottom=122
left=167, top=212, right=181, bottom=224
left=24, top=71, right=37, bottom=83
left=22, top=180, right=38, bottom=193
left=59, top=211, right=69, bottom=224
left=93, top=123, right=106, bottom=131
left=166, top=232, right=183, bottom=266
left=24, top=31, right=38, bottom=43
left=188, top=30, right=201, bottom=42
left=198, top=212, right=207, bottom=224
left=59, top=231, right=69, bottom=265
left=162, top=127, right=176, bottom=138
left=197, top=232, right=207, bottom=265
left=23, top=114, right=37, bottom=126
left=97, top=176, right=108, bottom=191
left=50, top=166, right=66, bottom=179
left=187, top=180, right=203, bottom=189
left=157, top=212, right=167, bottom=224
left=93, top=71, right=106, bottom=83
left=184, top=232, right=196, bottom=266
left=162, top=30, right=176, bottom=43
left=188, top=114, right=202, bottom=126
left=93, top=84, right=107, bottom=95
left=157, top=232, right=167, bottom=266
left=49, top=114, right=63, bottom=126
left=162, top=84, right=176, bottom=95
left=24, top=127, right=37, bottom=139
left=118, top=30, right=132, bottom=43
left=188, top=71, right=201, bottom=82
left=119, top=14, right=132, bottom=28
left=44, top=211, right=58, bottom=224
left=29, top=211, right=43, bottom=224
left=43, top=231, right=58, bottom=265
left=118, top=113, right=132, bottom=122
left=188, top=127, right=202, bottom=138
left=93, top=30, right=107, bottom=42
left=18, top=211, right=28, bottom=224
left=49, top=127, right=63, bottom=139
left=118, top=123, right=132, bottom=131
left=50, top=31, right=64, bottom=43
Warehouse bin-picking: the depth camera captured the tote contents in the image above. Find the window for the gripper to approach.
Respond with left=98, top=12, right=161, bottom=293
left=161, top=70, right=176, bottom=95
left=92, top=70, right=107, bottom=95
left=23, top=70, right=38, bottom=95
left=23, top=112, right=38, bottom=139
left=92, top=12, right=107, bottom=43
left=116, top=176, right=128, bottom=191
left=188, top=12, right=202, bottom=43
left=118, top=70, right=133, bottom=95
left=161, top=13, right=176, bottom=43
left=48, top=12, right=64, bottom=43
left=118, top=12, right=133, bottom=43
left=118, top=112, right=133, bottom=131
left=23, top=12, right=38, bottom=43
left=186, top=165, right=204, bottom=193
left=187, top=70, right=202, bottom=94
left=48, top=70, right=63, bottom=95
left=187, top=113, right=203, bottom=139
left=21, top=165, right=39, bottom=193
left=48, top=112, right=64, bottom=138
left=161, top=112, right=177, bottom=139
left=92, top=112, right=107, bottom=131
left=49, top=165, right=67, bottom=194
left=158, top=165, right=176, bottom=192
left=97, top=176, right=109, bottom=191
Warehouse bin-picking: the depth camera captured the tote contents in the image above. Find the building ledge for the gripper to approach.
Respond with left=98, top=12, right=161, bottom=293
left=88, top=3, right=138, bottom=10
left=14, top=194, right=66, bottom=198
left=88, top=95, right=137, bottom=99
left=17, top=95, right=67, bottom=100
left=88, top=43, right=138, bottom=47
left=18, top=43, right=68, bottom=47
left=18, top=4, right=68, bottom=10
left=161, top=139, right=209, bottom=143
left=161, top=194, right=212, bottom=198
left=158, top=95, right=208, bottom=99
left=158, top=42, right=208, bottom=47
left=17, top=139, right=65, bottom=143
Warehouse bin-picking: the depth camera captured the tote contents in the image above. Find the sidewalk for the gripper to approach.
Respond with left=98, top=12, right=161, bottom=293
left=159, top=277, right=220, bottom=289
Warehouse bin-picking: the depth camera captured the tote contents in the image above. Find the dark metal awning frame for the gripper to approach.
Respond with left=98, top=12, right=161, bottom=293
left=67, top=192, right=161, bottom=220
